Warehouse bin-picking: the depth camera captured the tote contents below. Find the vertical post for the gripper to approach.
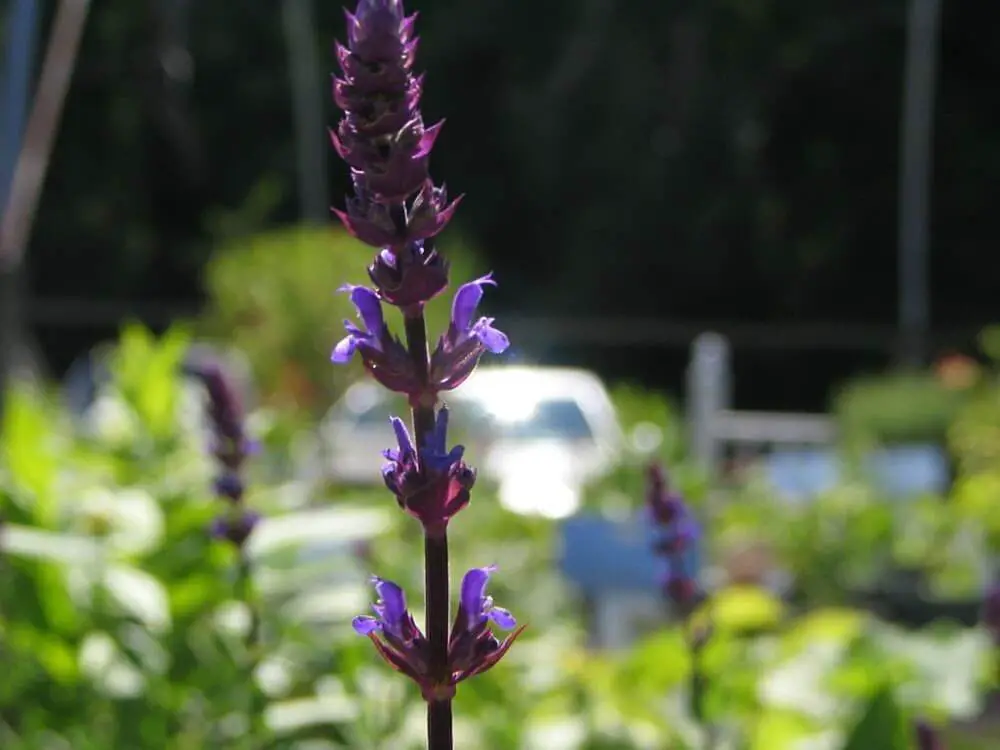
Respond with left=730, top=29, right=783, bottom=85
left=1, top=0, right=91, bottom=412
left=897, top=0, right=942, bottom=367
left=687, top=332, right=731, bottom=476
left=282, top=0, right=328, bottom=223
left=0, top=0, right=40, bottom=419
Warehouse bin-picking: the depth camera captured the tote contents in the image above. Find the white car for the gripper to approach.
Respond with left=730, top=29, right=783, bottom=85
left=320, top=366, right=624, bottom=518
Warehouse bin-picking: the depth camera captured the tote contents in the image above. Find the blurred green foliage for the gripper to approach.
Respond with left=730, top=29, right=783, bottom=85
left=198, top=225, right=484, bottom=413
left=1, top=325, right=998, bottom=749
left=832, top=370, right=972, bottom=449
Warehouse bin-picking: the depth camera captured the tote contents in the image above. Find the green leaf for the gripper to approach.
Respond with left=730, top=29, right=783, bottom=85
left=840, top=686, right=910, bottom=750
left=0, top=385, right=59, bottom=524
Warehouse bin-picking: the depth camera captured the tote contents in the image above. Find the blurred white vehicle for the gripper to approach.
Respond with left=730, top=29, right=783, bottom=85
left=320, top=366, right=624, bottom=518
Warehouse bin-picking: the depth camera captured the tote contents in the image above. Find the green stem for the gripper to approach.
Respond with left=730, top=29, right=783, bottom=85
left=236, top=548, right=263, bottom=750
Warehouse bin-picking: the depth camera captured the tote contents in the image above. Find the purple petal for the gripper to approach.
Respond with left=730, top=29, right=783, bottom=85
left=352, top=615, right=382, bottom=635
left=488, top=606, right=517, bottom=630
left=348, top=285, right=385, bottom=336
left=450, top=274, right=495, bottom=332
left=471, top=318, right=509, bottom=354
left=460, top=565, right=496, bottom=623
left=372, top=576, right=407, bottom=629
left=389, top=417, right=415, bottom=459
left=430, top=407, right=450, bottom=453
left=331, top=333, right=358, bottom=363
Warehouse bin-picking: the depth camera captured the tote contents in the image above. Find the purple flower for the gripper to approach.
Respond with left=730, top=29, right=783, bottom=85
left=646, top=463, right=685, bottom=525
left=456, top=566, right=517, bottom=631
left=187, top=356, right=262, bottom=548
left=353, top=569, right=523, bottom=700
left=210, top=510, right=261, bottom=549
left=353, top=576, right=423, bottom=642
left=183, top=357, right=249, bottom=469
left=647, top=462, right=701, bottom=609
left=447, top=566, right=523, bottom=684
left=381, top=407, right=475, bottom=532
left=429, top=274, right=509, bottom=391
left=213, top=472, right=244, bottom=503
left=352, top=576, right=431, bottom=689
left=332, top=0, right=459, bottom=248
left=331, top=284, right=421, bottom=394
left=368, top=239, right=449, bottom=309
left=982, top=582, right=1000, bottom=644
left=914, top=720, right=946, bottom=750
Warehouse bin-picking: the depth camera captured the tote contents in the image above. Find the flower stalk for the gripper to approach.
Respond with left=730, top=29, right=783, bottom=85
left=646, top=463, right=712, bottom=740
left=184, top=356, right=263, bottom=743
left=330, top=3, right=520, bottom=748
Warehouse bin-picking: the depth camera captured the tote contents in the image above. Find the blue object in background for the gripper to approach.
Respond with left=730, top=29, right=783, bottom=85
left=558, top=514, right=702, bottom=596
left=765, top=443, right=949, bottom=502
left=764, top=449, right=841, bottom=503
left=865, top=444, right=949, bottom=497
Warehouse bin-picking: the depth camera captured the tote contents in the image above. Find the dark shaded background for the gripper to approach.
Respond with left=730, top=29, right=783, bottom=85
left=17, top=0, right=1000, bottom=409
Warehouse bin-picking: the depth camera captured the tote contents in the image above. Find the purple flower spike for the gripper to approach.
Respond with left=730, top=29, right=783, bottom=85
left=429, top=274, right=509, bottom=391
left=332, top=0, right=459, bottom=249
left=381, top=407, right=475, bottom=532
left=982, top=582, right=1000, bottom=645
left=331, top=285, right=422, bottom=395
left=183, top=357, right=249, bottom=468
left=187, top=355, right=262, bottom=548
left=647, top=462, right=702, bottom=610
left=914, top=720, right=946, bottom=750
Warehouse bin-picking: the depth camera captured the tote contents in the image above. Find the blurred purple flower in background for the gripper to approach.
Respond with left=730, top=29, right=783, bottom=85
left=646, top=463, right=701, bottom=610
left=982, top=581, right=1000, bottom=646
left=914, top=719, right=947, bottom=750
left=184, top=357, right=260, bottom=549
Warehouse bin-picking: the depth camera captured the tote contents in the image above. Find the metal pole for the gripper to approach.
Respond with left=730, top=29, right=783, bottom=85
left=686, top=332, right=731, bottom=475
left=0, top=0, right=41, bottom=417
left=282, top=0, right=328, bottom=223
left=897, top=0, right=942, bottom=367
left=0, top=0, right=92, bottom=415
left=0, top=0, right=40, bottom=214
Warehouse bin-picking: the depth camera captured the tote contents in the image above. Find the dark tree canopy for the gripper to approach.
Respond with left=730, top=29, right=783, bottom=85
left=18, top=0, right=1000, bottom=406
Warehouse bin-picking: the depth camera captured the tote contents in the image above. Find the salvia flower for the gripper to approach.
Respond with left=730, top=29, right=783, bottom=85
left=368, top=240, right=449, bottom=309
left=381, top=407, right=475, bottom=533
left=184, top=357, right=260, bottom=549
left=210, top=510, right=262, bottom=548
left=914, top=719, right=947, bottom=750
left=646, top=463, right=702, bottom=609
left=429, top=274, right=510, bottom=391
left=352, top=567, right=523, bottom=701
left=331, top=0, right=460, bottom=252
left=331, top=284, right=420, bottom=393
left=982, top=581, right=1000, bottom=645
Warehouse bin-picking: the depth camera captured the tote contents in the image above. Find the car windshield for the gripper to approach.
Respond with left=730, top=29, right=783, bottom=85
left=347, top=392, right=593, bottom=441
left=457, top=396, right=593, bottom=441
